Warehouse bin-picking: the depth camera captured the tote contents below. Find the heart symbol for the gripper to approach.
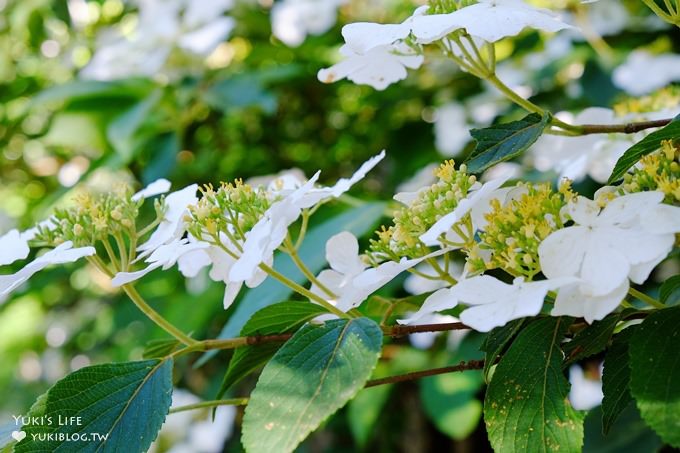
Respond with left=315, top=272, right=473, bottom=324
left=11, top=431, right=26, bottom=442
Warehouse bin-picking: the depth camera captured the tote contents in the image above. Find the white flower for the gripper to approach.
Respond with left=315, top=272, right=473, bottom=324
left=568, top=365, right=603, bottom=411
left=131, top=178, right=172, bottom=202
left=335, top=249, right=449, bottom=312
left=401, top=275, right=575, bottom=332
left=411, top=0, right=572, bottom=44
left=339, top=6, right=428, bottom=53
left=0, top=242, right=95, bottom=302
left=0, top=229, right=30, bottom=266
left=317, top=42, right=424, bottom=90
left=419, top=175, right=510, bottom=246
left=272, top=0, right=347, bottom=47
left=112, top=239, right=209, bottom=287
left=137, top=184, right=199, bottom=258
left=81, top=0, right=234, bottom=80
left=613, top=51, right=680, bottom=96
left=310, top=231, right=367, bottom=300
left=227, top=152, right=385, bottom=298
left=538, top=192, right=677, bottom=298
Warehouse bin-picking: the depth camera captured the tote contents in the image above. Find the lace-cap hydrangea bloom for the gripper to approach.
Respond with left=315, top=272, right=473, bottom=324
left=410, top=0, right=573, bottom=44
left=317, top=43, right=424, bottom=90
left=1, top=242, right=96, bottom=303
left=225, top=152, right=385, bottom=306
left=401, top=275, right=576, bottom=332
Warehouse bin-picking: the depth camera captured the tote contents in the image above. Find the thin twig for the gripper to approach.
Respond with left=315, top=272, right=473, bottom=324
left=365, top=360, right=485, bottom=388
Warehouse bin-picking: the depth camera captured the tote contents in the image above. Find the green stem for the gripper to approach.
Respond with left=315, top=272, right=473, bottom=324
left=284, top=237, right=337, bottom=299
left=169, top=398, right=249, bottom=414
left=122, top=284, right=198, bottom=346
left=628, top=287, right=666, bottom=309
left=259, top=263, right=350, bottom=319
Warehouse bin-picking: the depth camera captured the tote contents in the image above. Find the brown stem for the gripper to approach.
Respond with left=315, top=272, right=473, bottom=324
left=574, top=118, right=673, bottom=135
left=365, top=360, right=485, bottom=388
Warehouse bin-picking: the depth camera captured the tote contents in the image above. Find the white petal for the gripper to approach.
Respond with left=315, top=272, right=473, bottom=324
left=0, top=229, right=30, bottom=266
left=342, top=22, right=411, bottom=53
left=538, top=227, right=590, bottom=279
left=552, top=281, right=628, bottom=323
left=131, top=178, right=172, bottom=202
left=399, top=287, right=458, bottom=325
left=596, top=191, right=664, bottom=226
left=111, top=264, right=162, bottom=287
left=628, top=253, right=668, bottom=285
left=565, top=196, right=601, bottom=225
left=640, top=202, right=680, bottom=235
left=177, top=249, right=212, bottom=278
left=138, top=184, right=198, bottom=255
left=326, top=232, right=364, bottom=276
left=223, top=282, right=242, bottom=309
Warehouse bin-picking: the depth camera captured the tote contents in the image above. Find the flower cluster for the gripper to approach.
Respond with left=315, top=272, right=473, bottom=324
left=622, top=141, right=680, bottom=203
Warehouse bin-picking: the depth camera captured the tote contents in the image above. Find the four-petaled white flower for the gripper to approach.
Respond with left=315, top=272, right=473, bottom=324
left=538, top=192, right=677, bottom=299
left=401, top=275, right=575, bottom=332
left=310, top=231, right=367, bottom=301
left=410, top=0, right=572, bottom=44
left=1, top=242, right=96, bottom=303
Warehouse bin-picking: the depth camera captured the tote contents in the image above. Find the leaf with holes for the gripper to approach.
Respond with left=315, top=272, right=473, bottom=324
left=484, top=317, right=583, bottom=453
left=242, top=318, right=382, bottom=453
left=629, top=307, right=680, bottom=448
left=14, top=360, right=173, bottom=453
left=465, top=113, right=550, bottom=173
left=216, top=301, right=328, bottom=398
left=608, top=114, right=680, bottom=183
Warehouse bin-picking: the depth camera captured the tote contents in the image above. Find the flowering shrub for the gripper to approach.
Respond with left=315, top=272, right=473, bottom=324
left=1, top=0, right=680, bottom=452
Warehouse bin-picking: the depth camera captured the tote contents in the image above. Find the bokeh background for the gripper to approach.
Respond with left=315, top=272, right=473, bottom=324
left=1, top=0, right=679, bottom=451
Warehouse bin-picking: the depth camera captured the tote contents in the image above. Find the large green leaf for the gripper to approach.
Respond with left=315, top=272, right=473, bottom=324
left=608, top=114, right=680, bottom=183
left=484, top=317, right=584, bottom=453
left=466, top=113, right=550, bottom=173
left=216, top=301, right=329, bottom=398
left=601, top=326, right=637, bottom=434
left=242, top=318, right=382, bottom=453
left=196, top=202, right=386, bottom=367
left=15, top=360, right=173, bottom=453
left=563, top=314, right=620, bottom=365
left=584, top=404, right=662, bottom=453
left=629, top=307, right=680, bottom=447
left=480, top=319, right=524, bottom=382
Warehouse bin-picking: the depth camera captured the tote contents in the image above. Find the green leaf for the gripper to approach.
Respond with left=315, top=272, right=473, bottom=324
left=466, top=112, right=550, bottom=173
left=196, top=202, right=386, bottom=367
left=32, top=79, right=152, bottom=105
left=106, top=90, right=162, bottom=161
left=563, top=314, right=620, bottom=365
left=421, top=371, right=483, bottom=440
left=141, top=132, right=179, bottom=184
left=484, top=317, right=584, bottom=453
left=15, top=359, right=173, bottom=453
left=659, top=275, right=680, bottom=306
left=216, top=301, right=329, bottom=398
left=480, top=319, right=524, bottom=382
left=601, top=326, right=637, bottom=434
left=584, top=404, right=662, bottom=453
left=242, top=318, right=382, bottom=453
left=143, top=338, right=180, bottom=359
left=629, top=306, right=680, bottom=447
left=347, top=362, right=392, bottom=447
left=608, top=114, right=680, bottom=183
